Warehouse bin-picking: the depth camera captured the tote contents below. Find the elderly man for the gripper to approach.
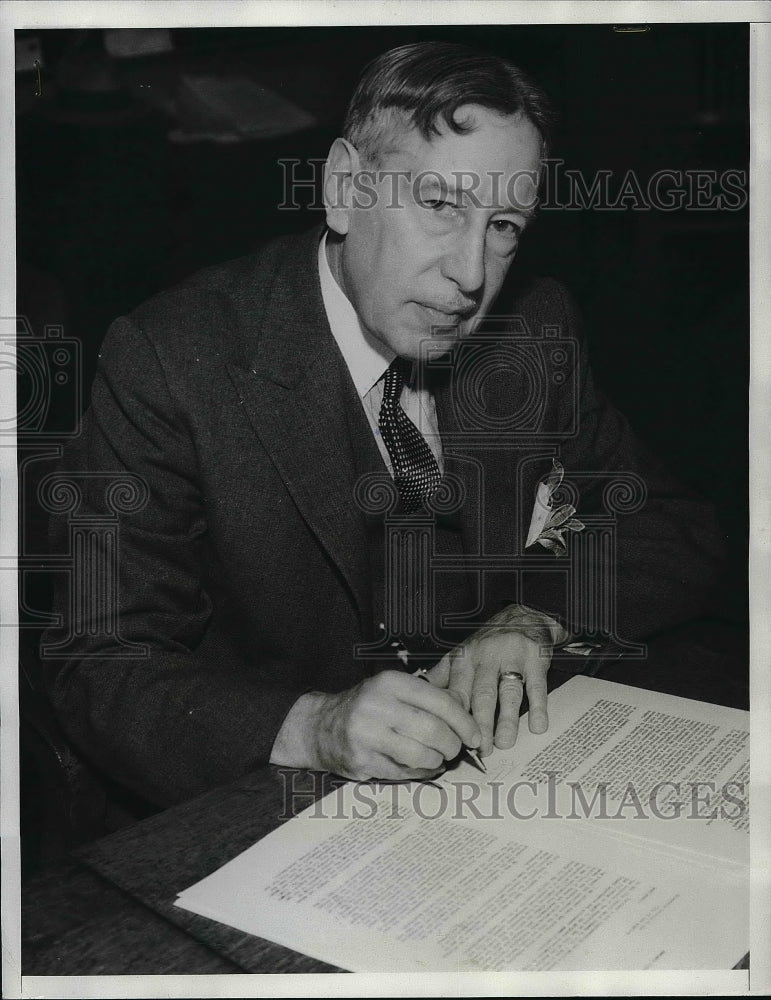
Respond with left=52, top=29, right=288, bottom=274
left=44, top=41, right=723, bottom=806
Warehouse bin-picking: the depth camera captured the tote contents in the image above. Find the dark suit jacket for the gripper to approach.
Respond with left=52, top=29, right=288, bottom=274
left=43, top=225, right=725, bottom=806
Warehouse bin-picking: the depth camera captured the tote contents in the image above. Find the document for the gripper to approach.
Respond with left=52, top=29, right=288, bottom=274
left=175, top=677, right=748, bottom=971
left=442, top=676, right=749, bottom=867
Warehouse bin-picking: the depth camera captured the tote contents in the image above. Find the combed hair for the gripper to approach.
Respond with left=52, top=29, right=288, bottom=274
left=342, top=41, right=556, bottom=164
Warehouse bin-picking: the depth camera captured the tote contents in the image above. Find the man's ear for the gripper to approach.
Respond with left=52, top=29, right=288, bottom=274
left=323, top=138, right=361, bottom=236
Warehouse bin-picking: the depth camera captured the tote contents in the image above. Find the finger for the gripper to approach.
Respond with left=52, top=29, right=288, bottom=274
left=393, top=704, right=463, bottom=762
left=447, top=645, right=473, bottom=712
left=427, top=651, right=451, bottom=688
left=395, top=675, right=481, bottom=751
left=383, top=727, right=446, bottom=771
left=494, top=671, right=525, bottom=748
left=426, top=647, right=473, bottom=712
left=444, top=688, right=465, bottom=709
left=361, top=752, right=445, bottom=783
left=526, top=654, right=551, bottom=734
left=470, top=657, right=501, bottom=757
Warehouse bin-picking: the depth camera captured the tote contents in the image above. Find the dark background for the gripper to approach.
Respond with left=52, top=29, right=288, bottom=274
left=16, top=22, right=749, bottom=577
left=15, top=23, right=748, bottom=871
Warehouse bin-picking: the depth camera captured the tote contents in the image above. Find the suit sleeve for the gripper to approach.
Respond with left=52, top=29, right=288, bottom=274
left=520, top=280, right=726, bottom=643
left=42, top=317, right=311, bottom=807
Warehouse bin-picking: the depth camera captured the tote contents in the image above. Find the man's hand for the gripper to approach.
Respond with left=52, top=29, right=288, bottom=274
left=270, top=670, right=481, bottom=781
left=427, top=604, right=566, bottom=757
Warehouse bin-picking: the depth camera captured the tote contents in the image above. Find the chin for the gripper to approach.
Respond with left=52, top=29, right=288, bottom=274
left=383, top=322, right=460, bottom=361
left=429, top=331, right=461, bottom=354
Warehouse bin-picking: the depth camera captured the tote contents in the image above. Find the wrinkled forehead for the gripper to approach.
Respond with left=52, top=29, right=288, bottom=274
left=368, top=106, right=543, bottom=212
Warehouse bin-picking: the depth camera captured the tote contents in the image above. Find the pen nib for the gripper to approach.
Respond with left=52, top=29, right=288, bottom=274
left=466, top=748, right=487, bottom=773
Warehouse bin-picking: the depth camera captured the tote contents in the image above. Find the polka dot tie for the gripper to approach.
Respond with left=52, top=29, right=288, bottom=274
left=378, top=357, right=442, bottom=514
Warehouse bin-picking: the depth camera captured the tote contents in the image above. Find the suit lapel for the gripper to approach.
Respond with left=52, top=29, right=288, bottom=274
left=224, top=227, right=373, bottom=626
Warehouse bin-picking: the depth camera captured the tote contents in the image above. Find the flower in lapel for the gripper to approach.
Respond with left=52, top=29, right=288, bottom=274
left=526, top=459, right=585, bottom=556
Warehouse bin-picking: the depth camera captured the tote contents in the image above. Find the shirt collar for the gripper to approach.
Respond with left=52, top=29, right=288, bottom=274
left=318, top=230, right=394, bottom=398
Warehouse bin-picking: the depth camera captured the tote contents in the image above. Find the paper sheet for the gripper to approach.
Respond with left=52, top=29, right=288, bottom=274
left=175, top=677, right=748, bottom=972
left=442, top=677, right=749, bottom=866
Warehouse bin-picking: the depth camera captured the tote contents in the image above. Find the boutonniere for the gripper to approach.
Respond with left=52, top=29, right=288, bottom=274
left=526, top=459, right=585, bottom=556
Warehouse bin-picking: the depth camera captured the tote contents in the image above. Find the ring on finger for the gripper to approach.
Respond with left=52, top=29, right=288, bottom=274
left=500, top=670, right=525, bottom=684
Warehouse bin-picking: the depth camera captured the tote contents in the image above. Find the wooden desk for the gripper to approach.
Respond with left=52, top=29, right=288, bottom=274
left=22, top=860, right=239, bottom=974
left=23, top=768, right=345, bottom=974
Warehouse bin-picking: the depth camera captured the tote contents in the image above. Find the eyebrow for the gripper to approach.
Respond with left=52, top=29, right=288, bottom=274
left=419, top=176, right=539, bottom=221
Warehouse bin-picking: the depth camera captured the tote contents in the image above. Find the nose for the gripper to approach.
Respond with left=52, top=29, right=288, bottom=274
left=440, top=230, right=486, bottom=299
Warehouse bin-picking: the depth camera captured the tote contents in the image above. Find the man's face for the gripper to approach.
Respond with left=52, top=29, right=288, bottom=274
left=329, top=105, right=543, bottom=360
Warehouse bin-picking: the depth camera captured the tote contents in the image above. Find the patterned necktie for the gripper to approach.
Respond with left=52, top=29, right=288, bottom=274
left=378, top=357, right=442, bottom=513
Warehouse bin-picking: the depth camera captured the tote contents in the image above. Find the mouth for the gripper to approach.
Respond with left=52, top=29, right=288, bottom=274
left=419, top=304, right=475, bottom=327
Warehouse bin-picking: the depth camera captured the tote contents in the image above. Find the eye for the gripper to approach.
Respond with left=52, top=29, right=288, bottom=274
left=490, top=218, right=521, bottom=238
left=421, top=197, right=456, bottom=213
